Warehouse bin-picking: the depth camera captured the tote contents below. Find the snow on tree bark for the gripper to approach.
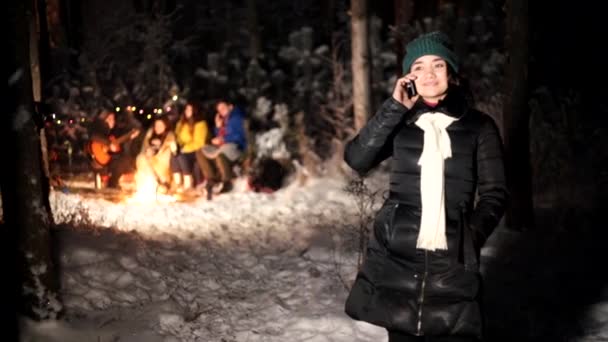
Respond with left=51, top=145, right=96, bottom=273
left=5, top=0, right=61, bottom=322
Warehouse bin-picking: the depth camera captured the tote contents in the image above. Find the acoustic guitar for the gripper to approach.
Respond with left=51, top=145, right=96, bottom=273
left=87, top=129, right=139, bottom=167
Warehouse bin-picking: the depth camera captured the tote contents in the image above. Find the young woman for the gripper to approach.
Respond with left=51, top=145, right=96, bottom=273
left=135, top=116, right=176, bottom=193
left=170, top=102, right=208, bottom=193
left=344, top=31, right=508, bottom=342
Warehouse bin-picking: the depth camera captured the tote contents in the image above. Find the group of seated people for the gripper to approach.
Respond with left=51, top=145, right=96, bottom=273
left=89, top=99, right=247, bottom=196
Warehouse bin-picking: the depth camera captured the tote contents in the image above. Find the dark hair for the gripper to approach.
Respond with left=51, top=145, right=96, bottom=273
left=215, top=98, right=232, bottom=108
left=178, top=101, right=203, bottom=135
left=98, top=110, right=115, bottom=121
left=153, top=115, right=171, bottom=131
left=184, top=101, right=204, bottom=118
left=148, top=115, right=170, bottom=143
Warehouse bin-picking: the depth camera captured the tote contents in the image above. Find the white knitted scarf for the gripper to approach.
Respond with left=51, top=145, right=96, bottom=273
left=414, top=112, right=457, bottom=251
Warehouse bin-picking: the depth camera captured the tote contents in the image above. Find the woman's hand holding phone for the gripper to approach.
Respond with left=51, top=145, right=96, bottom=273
left=392, top=74, right=419, bottom=109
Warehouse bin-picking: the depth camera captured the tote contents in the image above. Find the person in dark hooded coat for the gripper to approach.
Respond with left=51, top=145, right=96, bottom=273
left=343, top=31, right=508, bottom=342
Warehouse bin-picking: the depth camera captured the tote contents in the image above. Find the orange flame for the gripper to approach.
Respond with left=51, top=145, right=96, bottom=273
left=127, top=172, right=176, bottom=204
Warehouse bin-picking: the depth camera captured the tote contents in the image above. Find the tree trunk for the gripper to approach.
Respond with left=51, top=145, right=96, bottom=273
left=453, top=0, right=472, bottom=60
left=351, top=0, right=371, bottom=132
left=32, top=0, right=54, bottom=181
left=323, top=0, right=335, bottom=43
left=224, top=2, right=237, bottom=50
left=30, top=1, right=42, bottom=102
left=414, top=0, right=439, bottom=18
left=394, top=0, right=414, bottom=76
left=246, top=0, right=261, bottom=60
left=502, top=0, right=533, bottom=230
left=5, top=0, right=61, bottom=322
left=45, top=0, right=71, bottom=75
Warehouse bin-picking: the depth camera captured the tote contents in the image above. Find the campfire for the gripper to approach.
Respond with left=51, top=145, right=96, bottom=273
left=127, top=172, right=176, bottom=204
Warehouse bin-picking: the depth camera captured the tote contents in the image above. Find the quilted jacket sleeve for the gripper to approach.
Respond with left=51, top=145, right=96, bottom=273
left=344, top=98, right=408, bottom=176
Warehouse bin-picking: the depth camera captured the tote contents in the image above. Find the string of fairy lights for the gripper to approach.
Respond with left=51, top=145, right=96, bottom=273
left=48, top=94, right=180, bottom=126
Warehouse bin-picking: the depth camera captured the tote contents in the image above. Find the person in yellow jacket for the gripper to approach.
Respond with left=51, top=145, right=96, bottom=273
left=170, top=101, right=209, bottom=193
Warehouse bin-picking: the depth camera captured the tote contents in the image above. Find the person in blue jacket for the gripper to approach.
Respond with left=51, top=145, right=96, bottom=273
left=197, top=99, right=247, bottom=194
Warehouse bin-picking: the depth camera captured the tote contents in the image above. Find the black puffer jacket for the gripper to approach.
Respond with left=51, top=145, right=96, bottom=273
left=344, top=87, right=507, bottom=338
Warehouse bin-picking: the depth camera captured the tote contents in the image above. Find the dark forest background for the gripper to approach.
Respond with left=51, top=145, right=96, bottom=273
left=5, top=0, right=608, bottom=340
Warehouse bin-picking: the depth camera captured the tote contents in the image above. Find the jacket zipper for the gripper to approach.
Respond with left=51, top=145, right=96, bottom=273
left=416, top=250, right=429, bottom=335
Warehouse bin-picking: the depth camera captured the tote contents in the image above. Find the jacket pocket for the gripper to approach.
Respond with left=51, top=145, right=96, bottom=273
left=373, top=202, right=399, bottom=250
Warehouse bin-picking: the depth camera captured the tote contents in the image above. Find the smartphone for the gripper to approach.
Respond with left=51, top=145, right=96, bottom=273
left=405, top=81, right=417, bottom=98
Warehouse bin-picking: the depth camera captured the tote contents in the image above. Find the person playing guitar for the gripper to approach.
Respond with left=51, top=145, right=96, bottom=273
left=88, top=111, right=140, bottom=189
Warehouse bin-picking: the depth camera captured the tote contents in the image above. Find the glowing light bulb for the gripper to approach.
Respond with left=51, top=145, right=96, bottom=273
left=147, top=114, right=152, bottom=119
left=115, top=107, right=121, bottom=112
left=172, top=95, right=178, bottom=101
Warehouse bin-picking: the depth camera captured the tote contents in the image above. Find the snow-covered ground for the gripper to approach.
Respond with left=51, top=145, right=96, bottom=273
left=21, top=173, right=391, bottom=342
left=13, top=172, right=608, bottom=342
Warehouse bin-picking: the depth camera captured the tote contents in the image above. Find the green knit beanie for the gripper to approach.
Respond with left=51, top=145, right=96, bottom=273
left=402, top=31, right=459, bottom=74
